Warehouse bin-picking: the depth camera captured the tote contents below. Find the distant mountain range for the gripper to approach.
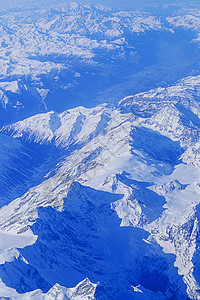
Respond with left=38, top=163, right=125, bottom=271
left=1, top=2, right=200, bottom=300
left=1, top=2, right=200, bottom=126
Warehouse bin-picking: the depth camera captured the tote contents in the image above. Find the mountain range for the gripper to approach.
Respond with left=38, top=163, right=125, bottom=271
left=1, top=2, right=200, bottom=300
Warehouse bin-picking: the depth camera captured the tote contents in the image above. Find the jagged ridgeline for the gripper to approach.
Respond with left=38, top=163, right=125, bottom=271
left=0, top=2, right=200, bottom=126
left=0, top=76, right=200, bottom=298
left=0, top=1, right=200, bottom=300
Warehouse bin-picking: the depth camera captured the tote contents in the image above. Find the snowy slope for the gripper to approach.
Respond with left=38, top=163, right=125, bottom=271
left=0, top=278, right=97, bottom=300
left=0, top=132, right=62, bottom=208
left=1, top=75, right=200, bottom=298
left=1, top=2, right=200, bottom=126
left=0, top=1, right=164, bottom=124
left=0, top=2, right=162, bottom=78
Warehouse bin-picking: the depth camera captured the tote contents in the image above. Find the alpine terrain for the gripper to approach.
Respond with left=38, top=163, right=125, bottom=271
left=0, top=1, right=200, bottom=300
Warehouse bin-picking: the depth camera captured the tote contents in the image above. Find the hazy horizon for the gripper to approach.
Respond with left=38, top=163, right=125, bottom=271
left=0, top=0, right=199, bottom=11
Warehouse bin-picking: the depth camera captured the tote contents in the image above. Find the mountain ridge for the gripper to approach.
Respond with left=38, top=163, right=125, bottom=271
left=0, top=74, right=200, bottom=298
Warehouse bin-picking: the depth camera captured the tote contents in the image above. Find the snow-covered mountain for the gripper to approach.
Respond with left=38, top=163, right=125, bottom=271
left=1, top=2, right=200, bottom=126
left=2, top=1, right=200, bottom=300
left=0, top=277, right=97, bottom=299
left=0, top=74, right=200, bottom=299
left=0, top=1, right=163, bottom=125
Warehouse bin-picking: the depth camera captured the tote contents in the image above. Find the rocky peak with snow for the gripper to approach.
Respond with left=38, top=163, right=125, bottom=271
left=1, top=2, right=200, bottom=300
left=0, top=74, right=200, bottom=298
